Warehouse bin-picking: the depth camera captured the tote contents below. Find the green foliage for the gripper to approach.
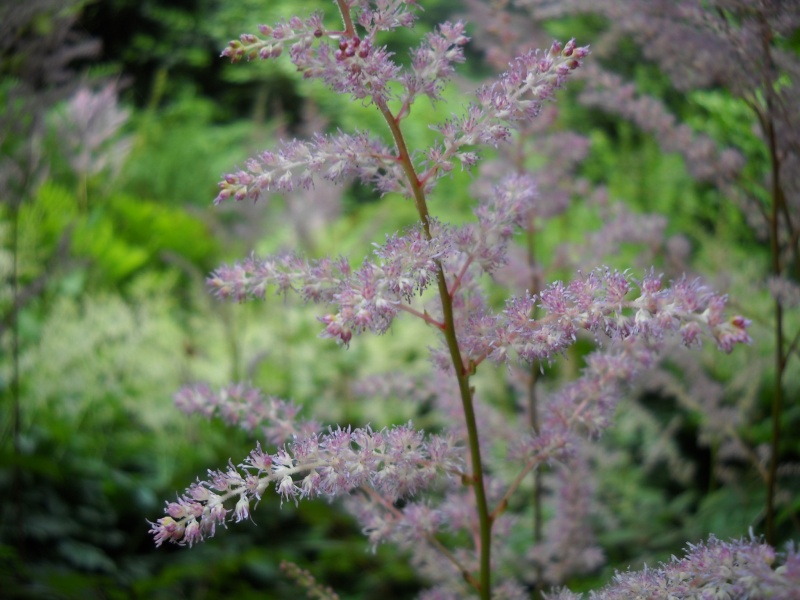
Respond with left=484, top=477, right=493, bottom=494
left=23, top=181, right=217, bottom=286
left=15, top=182, right=79, bottom=279
left=688, top=89, right=772, bottom=211
left=74, top=192, right=216, bottom=282
left=121, top=94, right=255, bottom=206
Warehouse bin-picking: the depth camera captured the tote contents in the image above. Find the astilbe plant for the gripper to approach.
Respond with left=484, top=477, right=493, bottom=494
left=147, top=1, right=788, bottom=597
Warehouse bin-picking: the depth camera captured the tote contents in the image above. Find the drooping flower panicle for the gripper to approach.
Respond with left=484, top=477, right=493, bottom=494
left=149, top=423, right=461, bottom=548
left=207, top=221, right=448, bottom=344
left=214, top=131, right=405, bottom=204
left=456, top=268, right=751, bottom=368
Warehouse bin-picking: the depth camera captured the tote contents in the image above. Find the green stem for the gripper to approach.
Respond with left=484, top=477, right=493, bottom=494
left=377, top=97, right=493, bottom=599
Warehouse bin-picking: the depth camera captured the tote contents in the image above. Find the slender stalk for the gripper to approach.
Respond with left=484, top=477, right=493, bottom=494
left=764, top=120, right=784, bottom=547
left=717, top=6, right=793, bottom=545
left=765, top=143, right=783, bottom=546
left=377, top=96, right=493, bottom=599
left=9, top=198, right=23, bottom=556
left=509, top=130, right=547, bottom=596
left=525, top=224, right=545, bottom=599
left=755, top=12, right=785, bottom=546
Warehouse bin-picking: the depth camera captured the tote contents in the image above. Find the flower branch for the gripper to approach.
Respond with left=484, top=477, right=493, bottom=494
left=150, top=423, right=461, bottom=548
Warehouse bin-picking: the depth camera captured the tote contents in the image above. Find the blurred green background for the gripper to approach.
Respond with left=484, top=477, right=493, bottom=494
left=1, top=0, right=797, bottom=598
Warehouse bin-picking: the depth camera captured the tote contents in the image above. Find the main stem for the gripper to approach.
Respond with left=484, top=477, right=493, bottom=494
left=378, top=100, right=493, bottom=599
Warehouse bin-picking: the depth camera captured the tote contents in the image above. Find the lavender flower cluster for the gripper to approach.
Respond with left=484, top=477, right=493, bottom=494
left=547, top=534, right=800, bottom=599
left=152, top=411, right=460, bottom=548
left=150, top=1, right=765, bottom=597
left=208, top=198, right=748, bottom=355
left=215, top=8, right=586, bottom=204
